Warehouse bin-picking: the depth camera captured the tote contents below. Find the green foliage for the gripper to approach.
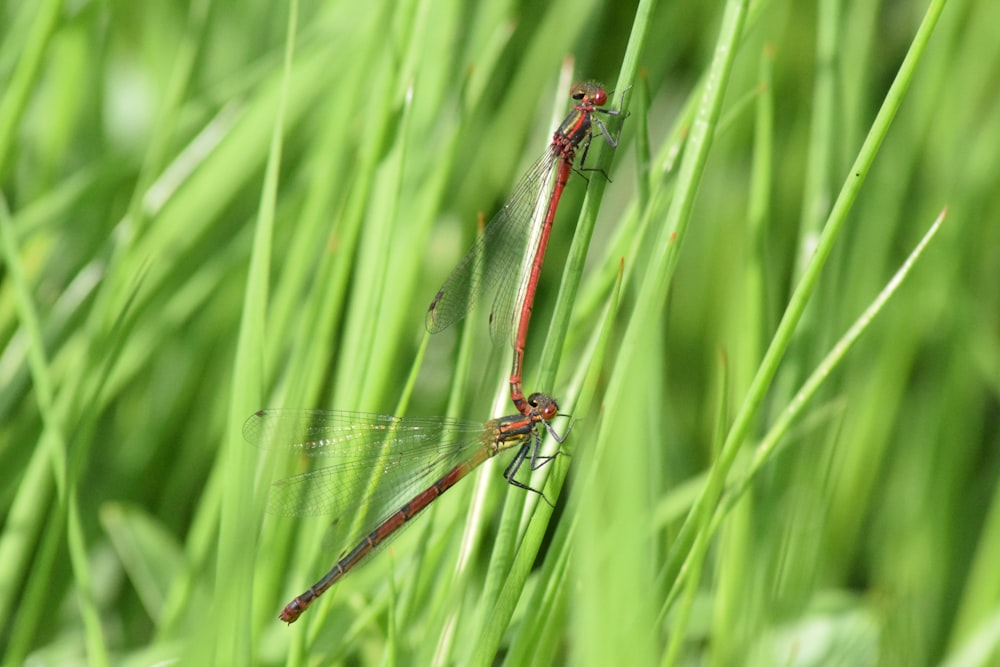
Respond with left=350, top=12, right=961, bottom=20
left=2, top=0, right=998, bottom=664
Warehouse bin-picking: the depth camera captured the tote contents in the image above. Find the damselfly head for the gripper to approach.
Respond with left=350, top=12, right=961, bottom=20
left=526, top=392, right=560, bottom=420
left=569, top=81, right=608, bottom=107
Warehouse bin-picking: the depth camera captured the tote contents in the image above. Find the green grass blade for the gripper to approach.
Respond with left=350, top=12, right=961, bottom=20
left=660, top=0, right=949, bottom=615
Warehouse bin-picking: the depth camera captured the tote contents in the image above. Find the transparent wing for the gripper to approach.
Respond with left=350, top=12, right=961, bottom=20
left=425, top=150, right=559, bottom=346
left=244, top=409, right=491, bottom=520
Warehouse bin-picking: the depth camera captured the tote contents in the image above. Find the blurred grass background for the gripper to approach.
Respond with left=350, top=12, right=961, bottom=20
left=1, top=0, right=998, bottom=665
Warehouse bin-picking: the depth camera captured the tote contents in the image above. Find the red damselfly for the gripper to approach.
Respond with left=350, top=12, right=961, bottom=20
left=426, top=81, right=627, bottom=415
left=246, top=393, right=566, bottom=623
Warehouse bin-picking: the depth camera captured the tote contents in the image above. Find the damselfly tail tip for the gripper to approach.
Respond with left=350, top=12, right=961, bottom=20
left=279, top=604, right=303, bottom=624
